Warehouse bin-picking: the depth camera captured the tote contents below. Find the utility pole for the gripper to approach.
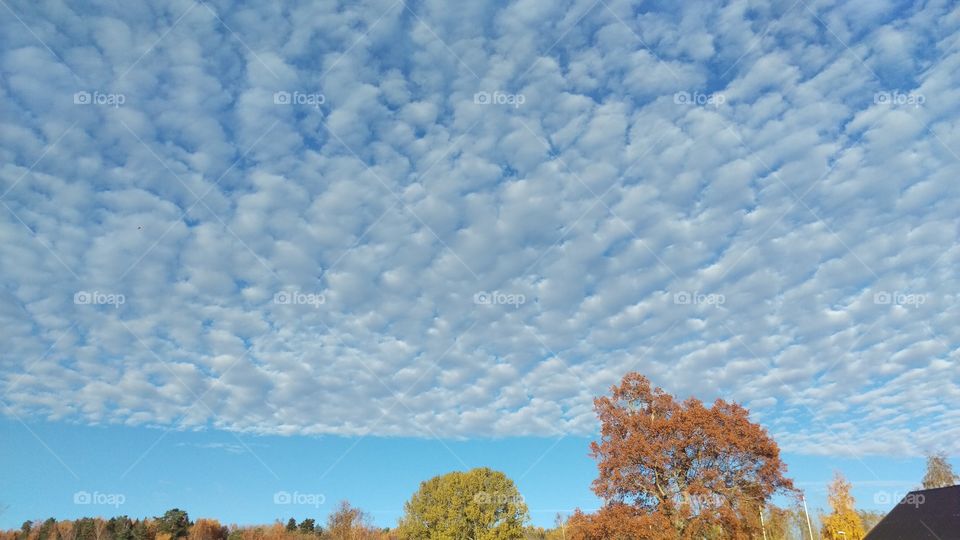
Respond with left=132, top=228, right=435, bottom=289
left=802, top=493, right=816, bottom=539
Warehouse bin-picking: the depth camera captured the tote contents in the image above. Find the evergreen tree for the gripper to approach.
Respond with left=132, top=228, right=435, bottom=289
left=131, top=521, right=149, bottom=540
left=156, top=510, right=190, bottom=539
left=18, top=521, right=31, bottom=540
left=108, top=517, right=134, bottom=540
left=37, top=519, right=57, bottom=540
left=296, top=520, right=314, bottom=535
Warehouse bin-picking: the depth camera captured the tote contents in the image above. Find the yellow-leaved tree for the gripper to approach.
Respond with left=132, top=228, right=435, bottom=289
left=821, top=472, right=866, bottom=540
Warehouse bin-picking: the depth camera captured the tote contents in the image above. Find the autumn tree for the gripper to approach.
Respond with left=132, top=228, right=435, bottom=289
left=574, top=373, right=794, bottom=539
left=922, top=453, right=958, bottom=489
left=856, top=510, right=884, bottom=534
left=57, top=521, right=76, bottom=540
left=820, top=472, right=865, bottom=540
left=188, top=520, right=227, bottom=540
left=93, top=520, right=108, bottom=540
left=397, top=467, right=529, bottom=539
left=260, top=524, right=286, bottom=540
left=762, top=507, right=788, bottom=540
left=521, top=525, right=567, bottom=540
left=326, top=501, right=377, bottom=540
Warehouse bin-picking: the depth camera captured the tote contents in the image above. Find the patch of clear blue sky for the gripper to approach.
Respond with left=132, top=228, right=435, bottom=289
left=0, top=419, right=940, bottom=529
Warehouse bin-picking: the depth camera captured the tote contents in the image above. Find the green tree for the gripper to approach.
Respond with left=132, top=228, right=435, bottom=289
left=156, top=510, right=190, bottom=539
left=922, top=453, right=958, bottom=489
left=18, top=522, right=31, bottom=540
left=397, top=467, right=529, bottom=539
left=37, top=519, right=57, bottom=540
left=284, top=521, right=295, bottom=534
left=296, top=520, right=315, bottom=535
left=108, top=517, right=134, bottom=540
left=75, top=519, right=96, bottom=540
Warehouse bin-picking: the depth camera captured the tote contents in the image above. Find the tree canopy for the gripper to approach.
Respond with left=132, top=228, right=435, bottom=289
left=397, top=467, right=529, bottom=539
left=325, top=501, right=377, bottom=539
left=573, top=372, right=795, bottom=539
left=156, top=510, right=190, bottom=540
left=922, top=453, right=958, bottom=489
left=820, top=472, right=865, bottom=540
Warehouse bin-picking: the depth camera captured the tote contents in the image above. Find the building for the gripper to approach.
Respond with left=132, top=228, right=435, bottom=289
left=864, top=485, right=960, bottom=539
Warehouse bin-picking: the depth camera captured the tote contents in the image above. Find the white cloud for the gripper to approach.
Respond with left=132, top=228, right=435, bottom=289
left=0, top=0, right=957, bottom=457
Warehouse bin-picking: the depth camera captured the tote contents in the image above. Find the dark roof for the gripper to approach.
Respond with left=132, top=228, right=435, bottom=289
left=864, top=485, right=960, bottom=540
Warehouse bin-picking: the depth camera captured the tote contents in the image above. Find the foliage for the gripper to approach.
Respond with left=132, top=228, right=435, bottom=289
left=188, top=520, right=227, bottom=540
left=156, top=511, right=191, bottom=540
left=296, top=521, right=314, bottom=535
left=856, top=510, right=884, bottom=533
left=566, top=504, right=675, bottom=540
left=762, top=506, right=794, bottom=540
left=397, top=467, right=529, bottom=539
left=820, top=472, right=865, bottom=540
left=922, top=453, right=958, bottom=489
left=58, top=521, right=77, bottom=540
left=521, top=526, right=566, bottom=540
left=325, top=501, right=378, bottom=539
left=108, top=517, right=134, bottom=540
left=578, top=372, right=795, bottom=539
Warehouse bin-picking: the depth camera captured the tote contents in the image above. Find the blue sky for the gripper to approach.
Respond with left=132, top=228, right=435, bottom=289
left=1, top=0, right=959, bottom=531
left=0, top=418, right=939, bottom=528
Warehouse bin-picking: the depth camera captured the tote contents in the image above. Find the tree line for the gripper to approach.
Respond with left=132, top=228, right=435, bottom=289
left=3, top=372, right=957, bottom=539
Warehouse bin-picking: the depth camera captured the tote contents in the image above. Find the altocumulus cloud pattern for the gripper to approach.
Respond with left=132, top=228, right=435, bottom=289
left=1, top=0, right=958, bottom=456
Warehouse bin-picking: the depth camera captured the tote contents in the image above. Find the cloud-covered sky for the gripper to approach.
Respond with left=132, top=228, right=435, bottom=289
left=1, top=0, right=958, bottom=459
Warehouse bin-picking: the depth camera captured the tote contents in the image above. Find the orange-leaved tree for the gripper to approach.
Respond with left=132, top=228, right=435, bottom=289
left=572, top=372, right=794, bottom=540
left=189, top=520, right=227, bottom=540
